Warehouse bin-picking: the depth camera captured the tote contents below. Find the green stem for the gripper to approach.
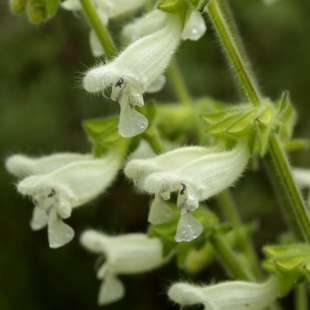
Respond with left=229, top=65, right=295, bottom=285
left=168, top=59, right=192, bottom=107
left=79, top=0, right=116, bottom=59
left=295, top=282, right=309, bottom=310
left=218, top=190, right=263, bottom=280
left=210, top=235, right=255, bottom=281
left=207, top=0, right=261, bottom=107
left=265, top=135, right=310, bottom=243
left=143, top=126, right=164, bottom=154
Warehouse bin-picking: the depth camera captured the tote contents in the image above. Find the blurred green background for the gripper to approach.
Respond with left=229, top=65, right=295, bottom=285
left=1, top=0, right=310, bottom=309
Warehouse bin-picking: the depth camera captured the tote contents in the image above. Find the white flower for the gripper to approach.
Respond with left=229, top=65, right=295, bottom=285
left=168, top=277, right=279, bottom=310
left=14, top=152, right=120, bottom=248
left=61, top=0, right=149, bottom=57
left=123, top=9, right=206, bottom=43
left=84, top=11, right=182, bottom=137
left=181, top=10, right=207, bottom=41
left=5, top=152, right=92, bottom=178
left=125, top=142, right=249, bottom=242
left=80, top=230, right=164, bottom=305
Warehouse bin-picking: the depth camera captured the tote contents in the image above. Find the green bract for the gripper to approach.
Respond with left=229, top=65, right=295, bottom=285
left=263, top=244, right=310, bottom=296
left=83, top=117, right=140, bottom=159
left=201, top=92, right=297, bottom=156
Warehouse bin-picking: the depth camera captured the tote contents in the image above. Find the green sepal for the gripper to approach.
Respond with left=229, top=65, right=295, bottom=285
left=10, top=0, right=27, bottom=14
left=83, top=117, right=139, bottom=159
left=27, top=0, right=47, bottom=24
left=226, top=111, right=256, bottom=137
left=183, top=242, right=214, bottom=274
left=156, top=104, right=194, bottom=141
left=206, top=114, right=242, bottom=136
left=46, top=0, right=59, bottom=17
left=262, top=244, right=310, bottom=296
left=187, top=0, right=209, bottom=11
left=148, top=204, right=180, bottom=257
left=157, top=0, right=191, bottom=28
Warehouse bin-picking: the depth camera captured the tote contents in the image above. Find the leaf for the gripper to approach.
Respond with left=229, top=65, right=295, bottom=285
left=46, top=0, right=59, bottom=17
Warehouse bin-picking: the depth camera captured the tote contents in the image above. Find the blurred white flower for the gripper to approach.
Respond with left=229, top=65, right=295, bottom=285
left=125, top=142, right=249, bottom=242
left=61, top=0, right=149, bottom=57
left=123, top=9, right=206, bottom=43
left=84, top=11, right=181, bottom=137
left=168, top=277, right=279, bottom=310
left=12, top=152, right=120, bottom=248
left=80, top=230, right=164, bottom=305
left=5, top=152, right=92, bottom=178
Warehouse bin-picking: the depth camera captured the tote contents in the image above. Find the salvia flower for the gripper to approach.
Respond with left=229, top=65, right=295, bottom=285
left=61, top=0, right=149, bottom=57
left=80, top=230, right=164, bottom=305
left=83, top=11, right=182, bottom=137
left=123, top=9, right=206, bottom=43
left=125, top=142, right=249, bottom=242
left=168, top=277, right=279, bottom=310
left=6, top=152, right=92, bottom=178
left=10, top=152, right=120, bottom=248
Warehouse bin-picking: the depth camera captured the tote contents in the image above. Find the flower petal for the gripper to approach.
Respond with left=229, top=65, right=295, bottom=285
left=97, top=275, right=125, bottom=305
left=89, top=30, right=105, bottom=57
left=146, top=75, right=166, bottom=93
left=118, top=96, right=148, bottom=137
left=175, top=213, right=203, bottom=242
left=148, top=197, right=174, bottom=224
left=48, top=214, right=75, bottom=248
left=30, top=206, right=48, bottom=231
left=181, top=11, right=207, bottom=41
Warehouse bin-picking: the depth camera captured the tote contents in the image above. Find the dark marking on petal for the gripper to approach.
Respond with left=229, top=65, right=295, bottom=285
left=180, top=183, right=186, bottom=195
left=48, top=189, right=56, bottom=198
left=115, top=77, right=124, bottom=88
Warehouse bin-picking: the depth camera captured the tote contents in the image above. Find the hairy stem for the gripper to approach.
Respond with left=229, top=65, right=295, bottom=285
left=79, top=0, right=116, bottom=59
left=207, top=0, right=261, bottom=106
left=295, top=282, right=309, bottom=310
left=210, top=235, right=255, bottom=281
left=265, top=135, right=310, bottom=243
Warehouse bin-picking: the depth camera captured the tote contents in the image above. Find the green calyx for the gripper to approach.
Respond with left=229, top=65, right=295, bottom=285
left=263, top=244, right=310, bottom=296
left=10, top=0, right=27, bottom=14
left=11, top=0, right=59, bottom=23
left=157, top=0, right=192, bottom=28
left=83, top=117, right=140, bottom=160
left=201, top=92, right=297, bottom=156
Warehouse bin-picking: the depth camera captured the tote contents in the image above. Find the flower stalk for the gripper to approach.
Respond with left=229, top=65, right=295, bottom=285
left=79, top=0, right=116, bottom=59
left=210, top=235, right=255, bottom=281
left=207, top=0, right=261, bottom=107
left=167, top=59, right=192, bottom=107
left=207, top=0, right=310, bottom=245
left=217, top=190, right=263, bottom=280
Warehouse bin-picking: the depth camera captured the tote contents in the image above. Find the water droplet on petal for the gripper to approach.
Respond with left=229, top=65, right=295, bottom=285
left=118, top=96, right=148, bottom=137
left=48, top=215, right=74, bottom=248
